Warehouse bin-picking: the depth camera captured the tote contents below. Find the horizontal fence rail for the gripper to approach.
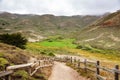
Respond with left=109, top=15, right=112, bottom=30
left=0, top=71, right=13, bottom=77
left=7, top=63, right=33, bottom=70
left=0, top=57, right=54, bottom=80
left=0, top=55, right=119, bottom=80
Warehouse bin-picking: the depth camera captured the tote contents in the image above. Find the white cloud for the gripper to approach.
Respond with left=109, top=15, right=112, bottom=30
left=0, top=0, right=120, bottom=15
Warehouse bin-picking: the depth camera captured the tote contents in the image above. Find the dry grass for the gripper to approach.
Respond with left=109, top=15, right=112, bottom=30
left=66, top=62, right=96, bottom=80
left=66, top=58, right=120, bottom=80
left=0, top=43, right=53, bottom=80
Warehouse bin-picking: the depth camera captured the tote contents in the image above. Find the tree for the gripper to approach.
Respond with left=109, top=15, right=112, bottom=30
left=0, top=33, right=27, bottom=49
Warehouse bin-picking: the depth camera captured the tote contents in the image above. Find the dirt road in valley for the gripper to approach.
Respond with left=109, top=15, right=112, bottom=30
left=48, top=62, right=89, bottom=80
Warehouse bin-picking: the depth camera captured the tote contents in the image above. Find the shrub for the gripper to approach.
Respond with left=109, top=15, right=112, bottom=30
left=13, top=70, right=29, bottom=80
left=41, top=51, right=47, bottom=55
left=0, top=33, right=27, bottom=49
left=76, top=45, right=83, bottom=49
left=0, top=58, right=9, bottom=70
left=48, top=52, right=55, bottom=56
left=76, top=44, right=108, bottom=53
left=76, top=44, right=92, bottom=50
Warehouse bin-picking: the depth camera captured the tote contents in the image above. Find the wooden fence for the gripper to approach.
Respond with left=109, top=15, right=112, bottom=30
left=56, top=56, right=120, bottom=80
left=1, top=56, right=119, bottom=80
left=0, top=57, right=54, bottom=80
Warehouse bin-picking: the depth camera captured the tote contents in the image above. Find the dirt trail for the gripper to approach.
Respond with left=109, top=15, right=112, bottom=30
left=48, top=62, right=89, bottom=80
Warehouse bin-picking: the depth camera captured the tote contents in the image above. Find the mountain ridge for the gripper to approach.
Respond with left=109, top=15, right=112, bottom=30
left=0, top=12, right=100, bottom=42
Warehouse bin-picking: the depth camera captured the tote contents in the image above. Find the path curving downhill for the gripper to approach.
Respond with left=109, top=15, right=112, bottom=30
left=48, top=62, right=89, bottom=80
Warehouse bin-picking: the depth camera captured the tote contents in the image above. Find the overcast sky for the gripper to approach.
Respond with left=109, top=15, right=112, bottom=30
left=0, top=0, right=120, bottom=16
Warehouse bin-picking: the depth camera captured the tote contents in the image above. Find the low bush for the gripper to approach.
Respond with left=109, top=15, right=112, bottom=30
left=0, top=58, right=9, bottom=70
left=76, top=44, right=105, bottom=53
left=0, top=33, right=27, bottom=49
left=48, top=52, right=55, bottom=56
left=13, top=70, right=29, bottom=80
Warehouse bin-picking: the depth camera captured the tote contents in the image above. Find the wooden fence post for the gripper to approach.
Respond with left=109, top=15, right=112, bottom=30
left=74, top=57, right=76, bottom=67
left=96, top=60, right=100, bottom=80
left=84, top=59, right=87, bottom=72
left=71, top=57, right=72, bottom=63
left=39, top=61, right=41, bottom=66
left=74, top=57, right=76, bottom=62
left=28, top=67, right=32, bottom=75
left=114, top=65, right=119, bottom=80
left=78, top=59, right=80, bottom=69
left=96, top=61, right=100, bottom=75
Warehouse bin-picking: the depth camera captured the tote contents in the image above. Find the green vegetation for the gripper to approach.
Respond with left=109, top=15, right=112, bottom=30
left=0, top=53, right=9, bottom=70
left=0, top=43, right=49, bottom=80
left=0, top=53, right=3, bottom=57
left=76, top=44, right=120, bottom=54
left=0, top=58, right=9, bottom=70
left=26, top=38, right=77, bottom=56
left=13, top=70, right=29, bottom=80
left=0, top=33, right=27, bottom=49
left=36, top=38, right=76, bottom=48
left=0, top=19, right=9, bottom=26
left=27, top=37, right=120, bottom=64
left=0, top=11, right=120, bottom=80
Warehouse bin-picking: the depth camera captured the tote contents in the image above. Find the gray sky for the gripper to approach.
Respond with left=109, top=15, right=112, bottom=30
left=0, top=0, right=120, bottom=16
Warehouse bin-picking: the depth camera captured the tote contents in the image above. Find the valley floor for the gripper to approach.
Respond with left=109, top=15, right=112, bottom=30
left=48, top=62, right=89, bottom=80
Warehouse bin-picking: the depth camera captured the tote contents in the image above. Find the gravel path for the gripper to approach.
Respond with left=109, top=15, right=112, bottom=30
left=48, top=62, right=89, bottom=80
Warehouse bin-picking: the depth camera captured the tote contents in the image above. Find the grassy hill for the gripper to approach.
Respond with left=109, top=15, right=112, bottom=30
left=75, top=10, right=120, bottom=50
left=0, top=12, right=100, bottom=42
left=0, top=10, right=120, bottom=50
left=0, top=10, right=120, bottom=79
left=0, top=42, right=51, bottom=80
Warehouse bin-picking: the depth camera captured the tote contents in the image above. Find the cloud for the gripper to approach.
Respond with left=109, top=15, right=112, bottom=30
left=0, top=0, right=120, bottom=15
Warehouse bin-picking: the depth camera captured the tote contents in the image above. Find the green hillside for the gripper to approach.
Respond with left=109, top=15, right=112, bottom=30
left=75, top=10, right=120, bottom=50
left=0, top=12, right=100, bottom=42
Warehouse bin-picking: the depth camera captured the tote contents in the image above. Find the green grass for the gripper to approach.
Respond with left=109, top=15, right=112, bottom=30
left=13, top=70, right=29, bottom=80
left=26, top=38, right=120, bottom=65
left=26, top=38, right=77, bottom=56
left=34, top=39, right=77, bottom=48
left=0, top=58, right=9, bottom=68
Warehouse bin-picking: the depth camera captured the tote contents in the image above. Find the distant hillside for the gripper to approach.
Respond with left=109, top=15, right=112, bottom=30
left=0, top=12, right=100, bottom=42
left=75, top=10, right=120, bottom=50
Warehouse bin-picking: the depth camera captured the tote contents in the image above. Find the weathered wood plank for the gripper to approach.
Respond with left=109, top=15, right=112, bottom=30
left=86, top=61, right=96, bottom=64
left=7, top=63, right=33, bottom=70
left=96, top=74, right=107, bottom=80
left=0, top=70, right=13, bottom=77
left=30, top=64, right=53, bottom=76
left=97, top=66, right=113, bottom=73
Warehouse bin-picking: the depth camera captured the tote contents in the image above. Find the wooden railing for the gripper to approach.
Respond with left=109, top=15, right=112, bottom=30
left=1, top=55, right=119, bottom=80
left=0, top=57, right=54, bottom=80
left=56, top=56, right=120, bottom=80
